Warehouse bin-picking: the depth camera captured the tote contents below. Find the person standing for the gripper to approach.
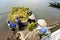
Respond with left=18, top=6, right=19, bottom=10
left=35, top=19, right=47, bottom=39
left=7, top=20, right=17, bottom=35
left=14, top=15, right=24, bottom=30
left=27, top=14, right=36, bottom=23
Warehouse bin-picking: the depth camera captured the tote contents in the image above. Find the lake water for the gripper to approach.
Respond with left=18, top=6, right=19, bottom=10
left=0, top=0, right=60, bottom=33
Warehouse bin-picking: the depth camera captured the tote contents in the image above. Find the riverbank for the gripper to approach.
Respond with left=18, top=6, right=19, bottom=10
left=0, top=12, right=60, bottom=40
left=0, top=20, right=60, bottom=40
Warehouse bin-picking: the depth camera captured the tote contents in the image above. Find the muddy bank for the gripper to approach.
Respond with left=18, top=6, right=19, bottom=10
left=0, top=21, right=60, bottom=40
left=0, top=30, right=12, bottom=40
left=0, top=13, right=60, bottom=40
left=46, top=21, right=60, bottom=33
left=49, top=21, right=60, bottom=32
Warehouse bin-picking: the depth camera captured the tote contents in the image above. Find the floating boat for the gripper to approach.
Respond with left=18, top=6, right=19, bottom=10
left=49, top=2, right=60, bottom=8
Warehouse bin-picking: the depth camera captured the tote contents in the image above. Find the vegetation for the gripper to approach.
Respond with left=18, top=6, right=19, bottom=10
left=8, top=7, right=30, bottom=23
left=27, top=22, right=36, bottom=31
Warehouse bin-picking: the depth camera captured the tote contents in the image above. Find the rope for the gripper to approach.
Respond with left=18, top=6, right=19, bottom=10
left=0, top=11, right=10, bottom=15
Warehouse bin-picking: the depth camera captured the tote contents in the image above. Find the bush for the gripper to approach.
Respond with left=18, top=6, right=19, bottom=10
left=27, top=22, right=36, bottom=31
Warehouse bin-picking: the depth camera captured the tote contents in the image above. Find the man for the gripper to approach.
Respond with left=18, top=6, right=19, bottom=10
left=27, top=14, right=36, bottom=23
left=7, top=20, right=17, bottom=35
left=14, top=15, right=24, bottom=30
left=35, top=19, right=47, bottom=39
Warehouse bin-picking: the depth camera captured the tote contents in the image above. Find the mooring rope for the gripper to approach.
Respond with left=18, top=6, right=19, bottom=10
left=0, top=11, right=10, bottom=15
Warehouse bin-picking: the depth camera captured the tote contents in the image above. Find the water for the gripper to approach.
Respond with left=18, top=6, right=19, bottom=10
left=0, top=0, right=60, bottom=35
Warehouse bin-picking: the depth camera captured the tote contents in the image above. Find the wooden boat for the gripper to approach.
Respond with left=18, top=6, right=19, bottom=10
left=49, top=2, right=60, bottom=8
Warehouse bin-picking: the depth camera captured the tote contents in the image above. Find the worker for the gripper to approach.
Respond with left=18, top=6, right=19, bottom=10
left=35, top=19, right=47, bottom=39
left=7, top=20, right=17, bottom=35
left=27, top=14, right=36, bottom=23
left=14, top=15, right=24, bottom=30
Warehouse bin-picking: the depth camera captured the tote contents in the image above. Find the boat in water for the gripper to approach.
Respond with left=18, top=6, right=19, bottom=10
left=49, top=2, right=60, bottom=8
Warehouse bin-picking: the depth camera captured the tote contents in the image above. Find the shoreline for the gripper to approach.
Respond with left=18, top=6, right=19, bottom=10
left=0, top=20, right=60, bottom=40
left=0, top=13, right=60, bottom=40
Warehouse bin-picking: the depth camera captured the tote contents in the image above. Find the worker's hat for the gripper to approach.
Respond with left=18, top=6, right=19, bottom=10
left=37, top=19, right=47, bottom=26
left=29, top=14, right=36, bottom=20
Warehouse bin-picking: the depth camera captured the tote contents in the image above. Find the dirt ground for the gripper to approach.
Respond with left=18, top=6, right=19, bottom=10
left=0, top=30, right=12, bottom=40
left=0, top=21, right=60, bottom=40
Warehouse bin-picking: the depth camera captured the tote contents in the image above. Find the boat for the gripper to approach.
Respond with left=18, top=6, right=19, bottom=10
left=49, top=2, right=60, bottom=8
